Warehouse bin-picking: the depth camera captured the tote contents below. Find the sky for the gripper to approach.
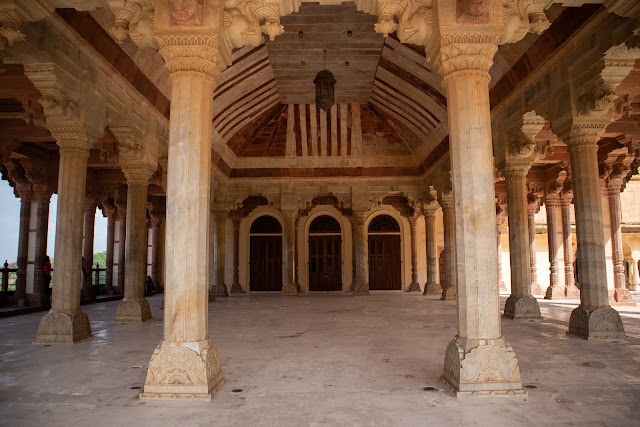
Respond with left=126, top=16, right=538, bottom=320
left=0, top=181, right=108, bottom=263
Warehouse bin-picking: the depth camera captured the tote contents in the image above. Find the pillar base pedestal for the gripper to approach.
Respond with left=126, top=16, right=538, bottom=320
left=115, top=298, right=152, bottom=323
left=211, top=284, right=228, bottom=298
left=609, top=288, right=636, bottom=306
left=353, top=282, right=369, bottom=295
left=568, top=305, right=626, bottom=339
left=441, top=286, right=456, bottom=301
left=140, top=339, right=226, bottom=401
left=503, top=295, right=542, bottom=319
left=424, top=282, right=442, bottom=295
left=544, top=286, right=566, bottom=300
left=499, top=281, right=508, bottom=293
left=409, top=281, right=421, bottom=292
left=530, top=283, right=544, bottom=296
left=230, top=283, right=242, bottom=293
left=565, top=284, right=580, bottom=298
left=441, top=337, right=526, bottom=398
left=33, top=309, right=92, bottom=344
left=282, top=284, right=298, bottom=296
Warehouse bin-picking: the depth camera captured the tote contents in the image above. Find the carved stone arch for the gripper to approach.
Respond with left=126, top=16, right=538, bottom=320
left=297, top=205, right=352, bottom=293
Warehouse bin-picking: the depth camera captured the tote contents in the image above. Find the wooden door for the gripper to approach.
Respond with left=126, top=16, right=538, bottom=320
left=250, top=236, right=282, bottom=291
left=309, top=235, right=342, bottom=291
left=368, top=235, right=401, bottom=290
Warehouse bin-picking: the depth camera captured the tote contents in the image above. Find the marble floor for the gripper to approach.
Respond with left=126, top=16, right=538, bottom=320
left=1, top=292, right=639, bottom=426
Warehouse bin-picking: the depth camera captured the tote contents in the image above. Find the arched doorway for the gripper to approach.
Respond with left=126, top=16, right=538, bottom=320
left=249, top=215, right=282, bottom=291
left=368, top=214, right=401, bottom=290
left=309, top=215, right=342, bottom=291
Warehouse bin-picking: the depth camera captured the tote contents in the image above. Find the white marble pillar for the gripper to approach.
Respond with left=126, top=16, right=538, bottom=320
left=606, top=189, right=634, bottom=305
left=503, top=167, right=541, bottom=319
left=351, top=211, right=369, bottom=295
left=561, top=201, right=579, bottom=297
left=211, top=211, right=228, bottom=297
left=423, top=209, right=441, bottom=295
left=566, top=126, right=624, bottom=339
left=115, top=172, right=153, bottom=323
left=438, top=36, right=525, bottom=396
left=545, top=198, right=566, bottom=299
left=439, top=194, right=456, bottom=301
left=527, top=198, right=544, bottom=296
left=141, top=23, right=225, bottom=399
left=34, top=138, right=92, bottom=343
left=282, top=211, right=298, bottom=295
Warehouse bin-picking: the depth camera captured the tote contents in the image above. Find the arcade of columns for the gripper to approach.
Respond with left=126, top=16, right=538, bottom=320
left=0, top=0, right=639, bottom=400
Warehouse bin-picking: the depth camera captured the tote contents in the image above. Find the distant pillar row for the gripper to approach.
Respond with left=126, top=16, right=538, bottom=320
left=423, top=207, right=440, bottom=295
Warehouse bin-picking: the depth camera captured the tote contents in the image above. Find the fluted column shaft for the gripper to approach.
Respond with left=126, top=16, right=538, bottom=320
left=82, top=201, right=97, bottom=302
left=352, top=211, right=368, bottom=295
left=505, top=170, right=532, bottom=298
left=32, top=191, right=51, bottom=306
left=115, top=176, right=152, bottom=323
left=527, top=211, right=538, bottom=287
left=104, top=210, right=116, bottom=294
left=35, top=138, right=93, bottom=344
left=15, top=197, right=31, bottom=303
left=440, top=197, right=456, bottom=300
left=423, top=210, right=439, bottom=294
left=608, top=192, right=626, bottom=290
left=116, top=206, right=126, bottom=295
left=561, top=203, right=576, bottom=292
left=503, top=168, right=541, bottom=319
left=545, top=201, right=565, bottom=299
left=566, top=130, right=624, bottom=338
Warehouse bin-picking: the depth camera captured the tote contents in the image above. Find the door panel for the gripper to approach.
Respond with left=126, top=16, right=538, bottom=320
left=250, top=236, right=282, bottom=291
left=309, top=235, right=342, bottom=291
left=368, top=235, right=401, bottom=290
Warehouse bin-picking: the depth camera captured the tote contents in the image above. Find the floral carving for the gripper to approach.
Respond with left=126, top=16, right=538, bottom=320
left=503, top=295, right=541, bottom=319
left=34, top=310, right=92, bottom=344
left=569, top=306, right=626, bottom=339
left=115, top=298, right=152, bottom=322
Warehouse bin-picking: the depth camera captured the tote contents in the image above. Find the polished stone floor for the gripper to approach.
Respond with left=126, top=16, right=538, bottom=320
left=1, top=292, right=639, bottom=426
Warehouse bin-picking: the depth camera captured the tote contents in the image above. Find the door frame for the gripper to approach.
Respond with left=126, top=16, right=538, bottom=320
left=364, top=208, right=412, bottom=292
left=240, top=208, right=285, bottom=294
left=298, top=206, right=352, bottom=293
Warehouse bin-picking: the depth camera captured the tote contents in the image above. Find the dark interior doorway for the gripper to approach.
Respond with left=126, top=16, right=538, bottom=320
left=249, top=216, right=282, bottom=291
left=368, top=215, right=401, bottom=290
left=308, top=215, right=342, bottom=291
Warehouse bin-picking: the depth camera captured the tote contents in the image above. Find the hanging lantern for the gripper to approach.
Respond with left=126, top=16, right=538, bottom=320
left=314, top=49, right=335, bottom=111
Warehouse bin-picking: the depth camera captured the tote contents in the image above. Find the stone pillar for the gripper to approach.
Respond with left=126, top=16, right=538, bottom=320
left=15, top=196, right=31, bottom=305
left=150, top=216, right=162, bottom=289
left=438, top=32, right=524, bottom=396
left=103, top=199, right=116, bottom=295
left=408, top=212, right=420, bottom=292
left=282, top=211, right=298, bottom=295
left=561, top=201, right=579, bottom=297
left=115, top=193, right=127, bottom=295
left=32, top=188, right=52, bottom=307
left=81, top=199, right=97, bottom=302
left=527, top=196, right=543, bottom=295
left=606, top=188, right=634, bottom=305
left=544, top=198, right=566, bottom=299
left=230, top=217, right=242, bottom=293
left=351, top=211, right=369, bottom=295
left=211, top=211, right=228, bottom=297
left=439, top=194, right=456, bottom=301
left=423, top=208, right=441, bottom=295
left=496, top=200, right=508, bottom=294
left=115, top=167, right=154, bottom=323
left=34, top=137, right=92, bottom=343
left=503, top=167, right=541, bottom=319
left=141, top=13, right=226, bottom=398
left=566, top=125, right=624, bottom=339
left=627, top=256, right=639, bottom=291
